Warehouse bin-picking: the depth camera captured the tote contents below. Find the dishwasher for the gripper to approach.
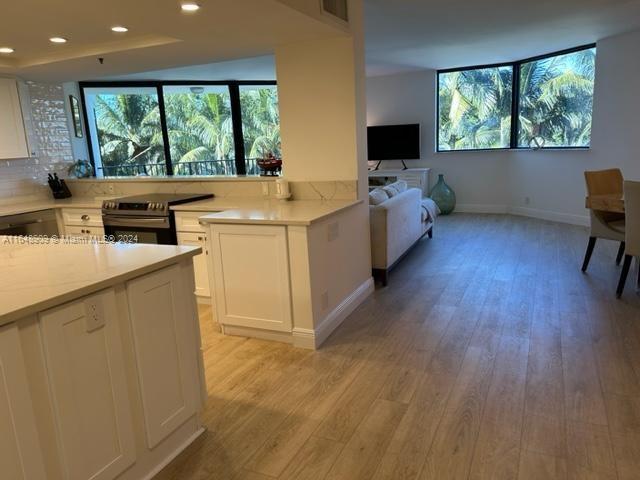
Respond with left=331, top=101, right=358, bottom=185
left=0, top=209, right=59, bottom=236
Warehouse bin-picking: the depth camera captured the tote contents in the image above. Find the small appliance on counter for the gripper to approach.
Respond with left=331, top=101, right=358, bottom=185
left=47, top=173, right=72, bottom=199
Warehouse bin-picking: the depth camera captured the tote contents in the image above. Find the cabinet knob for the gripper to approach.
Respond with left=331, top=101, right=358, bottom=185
left=197, top=236, right=204, bottom=241
left=81, top=214, right=90, bottom=221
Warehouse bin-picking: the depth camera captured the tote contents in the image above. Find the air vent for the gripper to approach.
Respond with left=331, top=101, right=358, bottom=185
left=321, top=0, right=348, bottom=22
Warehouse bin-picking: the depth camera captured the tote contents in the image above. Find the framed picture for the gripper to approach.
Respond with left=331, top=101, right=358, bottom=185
left=69, top=95, right=83, bottom=138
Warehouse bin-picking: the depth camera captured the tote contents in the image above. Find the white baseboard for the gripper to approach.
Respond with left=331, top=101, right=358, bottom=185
left=507, top=206, right=589, bottom=227
left=140, top=427, right=206, bottom=480
left=451, top=204, right=589, bottom=227
left=455, top=203, right=509, bottom=214
left=293, top=277, right=374, bottom=349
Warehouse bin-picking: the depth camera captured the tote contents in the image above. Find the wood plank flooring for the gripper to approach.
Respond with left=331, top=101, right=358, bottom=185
left=156, top=214, right=640, bottom=480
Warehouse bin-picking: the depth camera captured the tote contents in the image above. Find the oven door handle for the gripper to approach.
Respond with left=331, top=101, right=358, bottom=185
left=102, top=216, right=171, bottom=229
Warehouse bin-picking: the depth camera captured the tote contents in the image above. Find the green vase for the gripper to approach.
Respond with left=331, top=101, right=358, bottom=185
left=430, top=174, right=456, bottom=215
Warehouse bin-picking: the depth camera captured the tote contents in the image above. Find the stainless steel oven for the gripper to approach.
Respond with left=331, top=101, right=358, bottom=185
left=102, top=193, right=213, bottom=245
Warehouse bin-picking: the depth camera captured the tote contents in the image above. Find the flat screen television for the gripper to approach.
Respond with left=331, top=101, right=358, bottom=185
left=367, top=124, right=420, bottom=163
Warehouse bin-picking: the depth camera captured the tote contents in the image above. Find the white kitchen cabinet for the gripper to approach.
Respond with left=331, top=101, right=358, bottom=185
left=64, top=225, right=105, bottom=240
left=39, top=288, right=136, bottom=480
left=62, top=208, right=103, bottom=227
left=126, top=265, right=201, bottom=448
left=177, top=231, right=210, bottom=297
left=0, top=78, right=30, bottom=159
left=0, top=323, right=47, bottom=480
left=210, top=224, right=292, bottom=332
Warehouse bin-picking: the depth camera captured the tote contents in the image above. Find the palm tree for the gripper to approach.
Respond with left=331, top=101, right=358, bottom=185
left=240, top=87, right=281, bottom=158
left=94, top=94, right=166, bottom=175
left=439, top=67, right=513, bottom=150
left=164, top=92, right=236, bottom=175
left=518, top=48, right=595, bottom=147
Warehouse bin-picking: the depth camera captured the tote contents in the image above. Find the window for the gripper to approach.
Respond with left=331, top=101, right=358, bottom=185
left=80, top=81, right=279, bottom=177
left=163, top=85, right=236, bottom=176
left=437, top=45, right=596, bottom=151
left=83, top=86, right=167, bottom=177
left=518, top=47, right=596, bottom=148
left=438, top=66, right=513, bottom=151
left=239, top=85, right=281, bottom=175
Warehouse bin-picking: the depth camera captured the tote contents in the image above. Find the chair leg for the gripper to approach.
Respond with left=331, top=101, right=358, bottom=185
left=582, top=237, right=597, bottom=272
left=616, top=242, right=626, bottom=266
left=616, top=255, right=633, bottom=298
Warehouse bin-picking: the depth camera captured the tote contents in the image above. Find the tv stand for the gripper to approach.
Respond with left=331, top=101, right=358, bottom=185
left=368, top=168, right=431, bottom=196
left=371, top=160, right=409, bottom=171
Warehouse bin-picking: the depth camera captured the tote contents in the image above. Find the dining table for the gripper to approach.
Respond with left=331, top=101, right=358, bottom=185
left=585, top=193, right=625, bottom=213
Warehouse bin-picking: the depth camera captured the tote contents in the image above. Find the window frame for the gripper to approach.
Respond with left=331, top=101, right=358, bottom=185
left=436, top=44, right=596, bottom=153
left=79, top=80, right=277, bottom=177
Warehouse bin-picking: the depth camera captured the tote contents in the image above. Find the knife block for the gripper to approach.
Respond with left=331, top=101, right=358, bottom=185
left=50, top=179, right=72, bottom=199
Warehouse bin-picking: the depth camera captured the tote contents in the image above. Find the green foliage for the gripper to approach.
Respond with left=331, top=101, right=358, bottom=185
left=438, top=48, right=596, bottom=150
left=518, top=48, right=595, bottom=147
left=438, top=67, right=513, bottom=150
left=93, top=86, right=281, bottom=176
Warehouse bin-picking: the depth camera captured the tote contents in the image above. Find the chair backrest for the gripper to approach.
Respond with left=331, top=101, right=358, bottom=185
left=624, top=180, right=640, bottom=257
left=584, top=168, right=624, bottom=196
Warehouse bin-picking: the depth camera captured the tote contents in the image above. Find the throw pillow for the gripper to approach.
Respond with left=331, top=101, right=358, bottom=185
left=369, top=188, right=389, bottom=205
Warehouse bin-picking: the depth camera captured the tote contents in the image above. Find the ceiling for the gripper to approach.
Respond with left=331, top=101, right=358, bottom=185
left=365, top=0, right=640, bottom=74
left=3, top=0, right=640, bottom=82
left=0, top=0, right=344, bottom=82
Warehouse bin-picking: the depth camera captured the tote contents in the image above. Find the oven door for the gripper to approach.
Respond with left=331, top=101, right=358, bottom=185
left=102, top=215, right=177, bottom=245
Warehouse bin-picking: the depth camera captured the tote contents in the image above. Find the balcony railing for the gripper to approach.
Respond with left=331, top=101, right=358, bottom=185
left=99, top=158, right=261, bottom=178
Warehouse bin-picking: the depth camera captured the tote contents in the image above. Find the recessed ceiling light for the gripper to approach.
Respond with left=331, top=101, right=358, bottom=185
left=0, top=47, right=14, bottom=54
left=111, top=26, right=128, bottom=33
left=49, top=37, right=67, bottom=44
left=181, top=2, right=200, bottom=12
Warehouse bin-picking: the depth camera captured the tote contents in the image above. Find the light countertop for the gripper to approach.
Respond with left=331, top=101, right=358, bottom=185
left=0, top=198, right=107, bottom=217
left=0, top=239, right=200, bottom=325
left=177, top=198, right=363, bottom=226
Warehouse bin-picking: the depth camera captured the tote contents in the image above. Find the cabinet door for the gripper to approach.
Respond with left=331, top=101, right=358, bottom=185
left=39, top=289, right=135, bottom=480
left=127, top=265, right=200, bottom=448
left=210, top=224, right=292, bottom=332
left=0, top=79, right=29, bottom=159
left=177, top=231, right=210, bottom=297
left=0, top=323, right=47, bottom=480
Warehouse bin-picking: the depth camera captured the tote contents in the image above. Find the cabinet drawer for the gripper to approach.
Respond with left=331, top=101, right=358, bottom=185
left=65, top=225, right=105, bottom=238
left=175, top=212, right=208, bottom=233
left=61, top=208, right=103, bottom=227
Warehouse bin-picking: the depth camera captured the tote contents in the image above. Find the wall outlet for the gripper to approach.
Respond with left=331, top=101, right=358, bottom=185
left=327, top=222, right=339, bottom=242
left=84, top=297, right=106, bottom=332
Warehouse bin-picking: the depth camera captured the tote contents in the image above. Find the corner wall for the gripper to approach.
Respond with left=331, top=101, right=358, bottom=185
left=366, top=29, right=640, bottom=226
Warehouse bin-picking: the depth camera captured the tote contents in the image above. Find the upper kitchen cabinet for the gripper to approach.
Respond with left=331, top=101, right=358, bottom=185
left=0, top=78, right=30, bottom=159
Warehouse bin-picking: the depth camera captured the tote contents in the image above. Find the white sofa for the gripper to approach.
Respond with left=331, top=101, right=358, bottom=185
left=369, top=185, right=436, bottom=285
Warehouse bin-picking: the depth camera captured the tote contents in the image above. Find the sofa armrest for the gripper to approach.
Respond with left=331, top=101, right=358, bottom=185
left=370, top=188, right=423, bottom=269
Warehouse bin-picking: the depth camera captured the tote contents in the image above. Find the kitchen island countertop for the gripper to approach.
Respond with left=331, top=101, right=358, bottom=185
left=0, top=239, right=200, bottom=325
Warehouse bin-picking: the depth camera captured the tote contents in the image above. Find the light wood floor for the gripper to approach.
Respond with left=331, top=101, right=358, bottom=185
left=156, top=214, right=640, bottom=480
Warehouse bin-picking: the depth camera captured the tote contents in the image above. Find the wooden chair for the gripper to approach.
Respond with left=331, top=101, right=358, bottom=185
left=582, top=169, right=626, bottom=273
left=616, top=180, right=640, bottom=297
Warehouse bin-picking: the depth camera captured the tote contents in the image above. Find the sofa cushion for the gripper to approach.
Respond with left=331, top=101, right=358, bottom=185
left=369, top=188, right=389, bottom=205
left=382, top=180, right=408, bottom=198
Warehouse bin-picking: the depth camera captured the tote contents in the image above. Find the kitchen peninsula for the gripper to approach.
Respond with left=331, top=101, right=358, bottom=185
left=186, top=197, right=373, bottom=349
left=0, top=240, right=206, bottom=480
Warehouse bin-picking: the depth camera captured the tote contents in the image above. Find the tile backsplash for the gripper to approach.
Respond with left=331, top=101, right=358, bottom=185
left=0, top=82, right=73, bottom=205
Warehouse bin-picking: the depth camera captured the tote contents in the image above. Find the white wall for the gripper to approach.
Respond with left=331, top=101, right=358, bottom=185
left=366, top=29, right=640, bottom=226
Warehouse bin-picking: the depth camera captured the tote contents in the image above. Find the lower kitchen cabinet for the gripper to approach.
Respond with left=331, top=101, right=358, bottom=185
left=39, top=288, right=136, bottom=480
left=177, top=231, right=210, bottom=298
left=209, top=224, right=292, bottom=332
left=0, top=323, right=47, bottom=480
left=127, top=265, right=200, bottom=448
